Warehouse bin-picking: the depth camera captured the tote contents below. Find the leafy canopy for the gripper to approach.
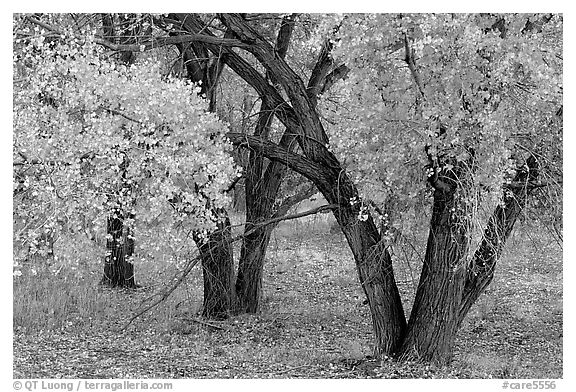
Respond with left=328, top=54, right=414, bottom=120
left=13, top=31, right=240, bottom=270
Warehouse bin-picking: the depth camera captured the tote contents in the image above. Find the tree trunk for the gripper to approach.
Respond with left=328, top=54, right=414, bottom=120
left=235, top=224, right=274, bottom=313
left=196, top=211, right=235, bottom=320
left=234, top=96, right=276, bottom=313
left=101, top=154, right=137, bottom=288
left=235, top=14, right=348, bottom=314
left=399, top=156, right=539, bottom=364
left=311, top=161, right=408, bottom=355
left=101, top=211, right=136, bottom=288
left=169, top=13, right=237, bottom=320
left=227, top=131, right=409, bottom=355
left=399, top=179, right=470, bottom=364
left=100, top=14, right=138, bottom=289
left=236, top=180, right=315, bottom=313
left=234, top=14, right=299, bottom=314
left=458, top=156, right=539, bottom=324
left=335, top=202, right=408, bottom=356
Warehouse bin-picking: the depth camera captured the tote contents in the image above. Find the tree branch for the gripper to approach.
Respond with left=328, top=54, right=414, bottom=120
left=458, top=155, right=540, bottom=324
left=167, top=14, right=304, bottom=138
left=236, top=203, right=338, bottom=241
left=404, top=33, right=425, bottom=99
left=26, top=16, right=248, bottom=53
left=121, top=198, right=337, bottom=330
left=320, top=64, right=350, bottom=95
left=218, top=13, right=334, bottom=161
left=121, top=253, right=201, bottom=331
left=272, top=182, right=318, bottom=219
left=226, top=132, right=331, bottom=185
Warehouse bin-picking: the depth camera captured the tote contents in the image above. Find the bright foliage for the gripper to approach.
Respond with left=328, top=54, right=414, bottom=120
left=319, top=13, right=562, bottom=237
left=13, top=32, right=239, bottom=271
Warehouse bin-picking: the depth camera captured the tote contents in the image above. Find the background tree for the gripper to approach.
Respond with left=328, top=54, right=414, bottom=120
left=99, top=13, right=146, bottom=288
left=13, top=19, right=239, bottom=290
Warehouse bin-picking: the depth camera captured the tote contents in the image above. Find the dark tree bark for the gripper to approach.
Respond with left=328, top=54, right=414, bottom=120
left=168, top=14, right=236, bottom=319
left=235, top=225, right=272, bottom=313
left=216, top=11, right=409, bottom=353
left=235, top=14, right=297, bottom=314
left=235, top=15, right=354, bottom=314
left=194, top=210, right=235, bottom=320
left=398, top=160, right=473, bottom=364
left=102, top=210, right=136, bottom=288
left=396, top=154, right=540, bottom=364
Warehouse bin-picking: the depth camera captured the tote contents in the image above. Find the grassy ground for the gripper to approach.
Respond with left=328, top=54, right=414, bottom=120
left=13, top=216, right=562, bottom=379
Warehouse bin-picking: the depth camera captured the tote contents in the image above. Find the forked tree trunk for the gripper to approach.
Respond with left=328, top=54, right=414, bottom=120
left=398, top=156, right=539, bottom=364
left=210, top=12, right=409, bottom=353
left=399, top=167, right=471, bottom=364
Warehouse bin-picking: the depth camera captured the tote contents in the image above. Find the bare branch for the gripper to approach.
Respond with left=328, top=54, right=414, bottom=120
left=235, top=203, right=339, bottom=241
left=272, top=182, right=317, bottom=219
left=121, top=199, right=338, bottom=330
left=121, top=253, right=201, bottom=331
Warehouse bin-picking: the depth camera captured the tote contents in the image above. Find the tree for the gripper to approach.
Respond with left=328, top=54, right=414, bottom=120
left=161, top=14, right=235, bottom=319
left=188, top=13, right=561, bottom=363
left=165, top=14, right=348, bottom=315
left=99, top=13, right=143, bottom=288
left=13, top=20, right=239, bottom=288
left=324, top=13, right=562, bottom=362
left=14, top=13, right=562, bottom=365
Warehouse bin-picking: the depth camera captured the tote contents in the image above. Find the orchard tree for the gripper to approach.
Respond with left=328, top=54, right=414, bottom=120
left=13, top=24, right=239, bottom=286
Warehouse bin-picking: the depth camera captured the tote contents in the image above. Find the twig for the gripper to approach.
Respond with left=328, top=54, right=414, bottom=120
left=184, top=317, right=226, bottom=330
left=274, top=364, right=312, bottom=375
left=120, top=254, right=201, bottom=331
left=232, top=203, right=339, bottom=241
